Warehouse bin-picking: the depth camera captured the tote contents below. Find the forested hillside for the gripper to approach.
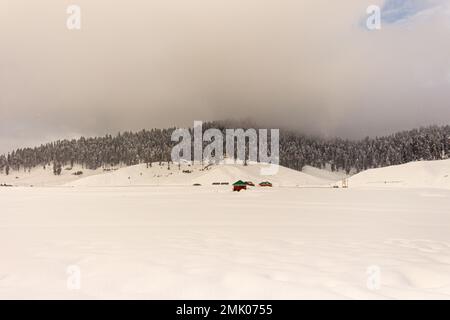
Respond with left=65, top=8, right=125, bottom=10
left=1, top=122, right=449, bottom=175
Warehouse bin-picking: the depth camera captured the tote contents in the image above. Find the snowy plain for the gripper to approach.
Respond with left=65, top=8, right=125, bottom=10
left=1, top=161, right=450, bottom=299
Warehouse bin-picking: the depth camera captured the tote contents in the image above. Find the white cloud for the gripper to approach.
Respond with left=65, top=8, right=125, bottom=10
left=1, top=0, right=450, bottom=152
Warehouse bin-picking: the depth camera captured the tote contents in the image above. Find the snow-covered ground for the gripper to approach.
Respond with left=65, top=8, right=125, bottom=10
left=1, top=160, right=450, bottom=299
left=0, top=162, right=336, bottom=188
left=0, top=164, right=104, bottom=187
left=65, top=162, right=334, bottom=187
left=348, top=159, right=450, bottom=189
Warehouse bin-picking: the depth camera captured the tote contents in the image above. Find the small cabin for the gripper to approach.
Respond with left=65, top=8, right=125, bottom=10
left=259, top=181, right=273, bottom=187
left=245, top=181, right=255, bottom=186
left=233, top=180, right=247, bottom=192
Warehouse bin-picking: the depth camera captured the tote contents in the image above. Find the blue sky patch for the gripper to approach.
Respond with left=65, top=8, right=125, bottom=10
left=381, top=0, right=445, bottom=23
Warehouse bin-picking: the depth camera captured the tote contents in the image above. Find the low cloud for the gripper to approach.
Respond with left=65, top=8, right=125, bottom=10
left=1, top=0, right=450, bottom=153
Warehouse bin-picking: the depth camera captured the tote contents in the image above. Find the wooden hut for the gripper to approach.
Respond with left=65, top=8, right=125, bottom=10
left=259, top=181, right=273, bottom=187
left=233, top=180, right=247, bottom=192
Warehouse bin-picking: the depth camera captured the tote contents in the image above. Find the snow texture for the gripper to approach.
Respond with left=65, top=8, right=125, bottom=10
left=1, top=160, right=450, bottom=299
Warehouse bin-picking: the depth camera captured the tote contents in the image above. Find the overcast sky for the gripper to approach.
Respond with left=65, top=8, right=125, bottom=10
left=2, top=0, right=450, bottom=153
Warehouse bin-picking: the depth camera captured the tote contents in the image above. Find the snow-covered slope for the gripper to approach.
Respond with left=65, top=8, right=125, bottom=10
left=65, top=163, right=203, bottom=187
left=301, top=165, right=347, bottom=182
left=0, top=165, right=103, bottom=187
left=349, top=159, right=450, bottom=189
left=5, top=159, right=450, bottom=189
left=191, top=163, right=331, bottom=187
left=67, top=162, right=333, bottom=187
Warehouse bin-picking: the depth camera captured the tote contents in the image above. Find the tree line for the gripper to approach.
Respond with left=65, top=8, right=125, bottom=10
left=1, top=122, right=449, bottom=175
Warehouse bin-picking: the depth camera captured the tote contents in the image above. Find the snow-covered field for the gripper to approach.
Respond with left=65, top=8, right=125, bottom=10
left=1, top=160, right=450, bottom=299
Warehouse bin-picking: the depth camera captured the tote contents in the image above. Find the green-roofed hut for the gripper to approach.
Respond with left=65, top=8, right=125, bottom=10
left=259, top=181, right=273, bottom=187
left=233, top=180, right=247, bottom=192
